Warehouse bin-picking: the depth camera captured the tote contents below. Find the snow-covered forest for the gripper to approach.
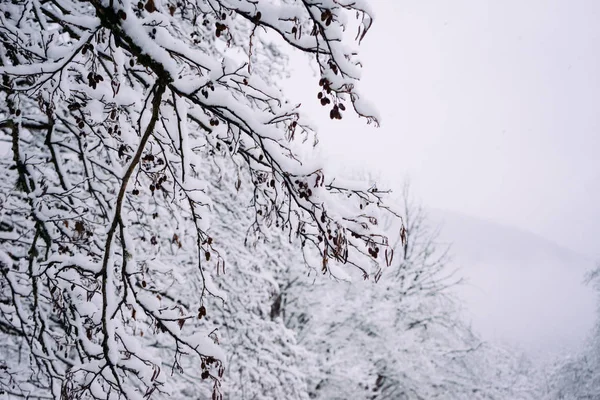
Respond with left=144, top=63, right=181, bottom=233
left=0, top=0, right=598, bottom=399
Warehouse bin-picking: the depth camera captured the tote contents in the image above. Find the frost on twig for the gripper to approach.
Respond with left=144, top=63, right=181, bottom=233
left=0, top=0, right=401, bottom=398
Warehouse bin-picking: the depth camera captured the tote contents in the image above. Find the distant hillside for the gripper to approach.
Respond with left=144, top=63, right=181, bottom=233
left=428, top=209, right=597, bottom=358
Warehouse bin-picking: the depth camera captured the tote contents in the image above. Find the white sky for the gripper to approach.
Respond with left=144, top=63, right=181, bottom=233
left=1, top=0, right=596, bottom=356
left=289, top=0, right=600, bottom=259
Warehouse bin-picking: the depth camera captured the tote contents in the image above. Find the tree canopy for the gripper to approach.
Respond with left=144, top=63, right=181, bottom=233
left=0, top=0, right=402, bottom=398
left=2, top=1, right=590, bottom=400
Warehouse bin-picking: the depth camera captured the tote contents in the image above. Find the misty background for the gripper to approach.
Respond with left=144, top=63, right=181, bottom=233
left=283, top=0, right=599, bottom=359
left=0, top=0, right=596, bottom=364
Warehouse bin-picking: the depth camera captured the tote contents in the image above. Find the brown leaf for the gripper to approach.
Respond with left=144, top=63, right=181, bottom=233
left=74, top=220, right=85, bottom=234
left=385, top=248, right=394, bottom=267
left=144, top=0, right=156, bottom=13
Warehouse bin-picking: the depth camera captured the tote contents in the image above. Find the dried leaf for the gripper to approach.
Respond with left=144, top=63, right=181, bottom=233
left=144, top=0, right=156, bottom=13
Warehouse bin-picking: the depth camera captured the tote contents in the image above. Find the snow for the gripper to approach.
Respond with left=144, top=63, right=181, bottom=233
left=1, top=0, right=583, bottom=399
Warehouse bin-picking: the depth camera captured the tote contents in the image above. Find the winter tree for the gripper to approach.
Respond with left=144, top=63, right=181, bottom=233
left=276, top=184, right=540, bottom=400
left=546, top=265, right=600, bottom=400
left=0, top=0, right=401, bottom=398
left=190, top=163, right=310, bottom=400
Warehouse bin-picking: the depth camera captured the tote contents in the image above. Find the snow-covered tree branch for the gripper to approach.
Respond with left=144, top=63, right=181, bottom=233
left=0, top=0, right=400, bottom=398
left=276, top=183, right=539, bottom=400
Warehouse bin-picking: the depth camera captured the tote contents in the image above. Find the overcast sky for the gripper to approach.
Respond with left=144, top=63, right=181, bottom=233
left=290, top=0, right=600, bottom=259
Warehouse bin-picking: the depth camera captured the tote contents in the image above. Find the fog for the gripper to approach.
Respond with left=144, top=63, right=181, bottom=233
left=2, top=0, right=597, bottom=363
left=284, top=0, right=600, bottom=355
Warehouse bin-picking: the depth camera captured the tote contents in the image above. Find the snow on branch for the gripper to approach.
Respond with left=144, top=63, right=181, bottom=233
left=0, top=0, right=401, bottom=398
